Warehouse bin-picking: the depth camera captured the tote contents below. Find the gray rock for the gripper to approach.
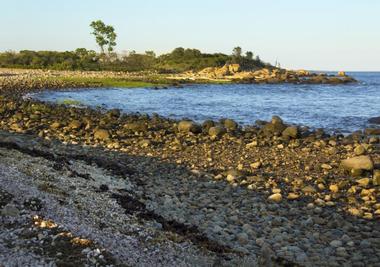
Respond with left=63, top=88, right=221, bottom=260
left=237, top=232, right=249, bottom=245
left=336, top=247, right=348, bottom=257
left=330, top=240, right=343, bottom=247
left=1, top=204, right=20, bottom=217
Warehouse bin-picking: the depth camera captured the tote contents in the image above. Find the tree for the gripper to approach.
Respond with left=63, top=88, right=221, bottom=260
left=145, top=51, right=156, bottom=58
left=171, top=47, right=185, bottom=58
left=232, top=46, right=242, bottom=58
left=90, top=20, right=117, bottom=55
left=245, top=51, right=254, bottom=60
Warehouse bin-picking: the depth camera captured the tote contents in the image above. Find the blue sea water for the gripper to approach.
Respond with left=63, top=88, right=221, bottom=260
left=33, top=72, right=380, bottom=133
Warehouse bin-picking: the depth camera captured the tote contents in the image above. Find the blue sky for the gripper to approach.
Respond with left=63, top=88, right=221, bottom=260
left=1, top=0, right=379, bottom=71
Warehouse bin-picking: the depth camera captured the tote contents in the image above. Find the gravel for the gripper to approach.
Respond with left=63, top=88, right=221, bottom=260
left=1, top=131, right=379, bottom=266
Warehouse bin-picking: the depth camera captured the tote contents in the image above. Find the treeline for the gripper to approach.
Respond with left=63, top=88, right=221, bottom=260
left=0, top=47, right=269, bottom=73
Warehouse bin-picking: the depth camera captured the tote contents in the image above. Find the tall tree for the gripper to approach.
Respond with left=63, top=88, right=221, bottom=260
left=90, top=20, right=117, bottom=55
left=232, top=46, right=242, bottom=58
left=245, top=51, right=254, bottom=60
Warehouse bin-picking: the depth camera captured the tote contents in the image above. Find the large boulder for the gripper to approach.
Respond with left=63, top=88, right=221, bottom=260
left=271, top=116, right=283, bottom=125
left=282, top=126, right=299, bottom=139
left=262, top=116, right=287, bottom=136
left=202, top=120, right=215, bottom=131
left=341, top=156, right=374, bottom=171
left=208, top=126, right=226, bottom=138
left=338, top=71, right=346, bottom=77
left=223, top=119, right=239, bottom=131
left=178, top=120, right=201, bottom=134
left=228, top=64, right=241, bottom=73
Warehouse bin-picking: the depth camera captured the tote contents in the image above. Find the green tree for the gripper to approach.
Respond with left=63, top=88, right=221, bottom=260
left=145, top=51, right=156, bottom=58
left=90, top=20, right=117, bottom=55
left=245, top=51, right=254, bottom=60
left=232, top=46, right=242, bottom=58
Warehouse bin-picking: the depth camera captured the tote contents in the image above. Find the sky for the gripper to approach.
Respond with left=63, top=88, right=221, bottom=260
left=1, top=0, right=379, bottom=71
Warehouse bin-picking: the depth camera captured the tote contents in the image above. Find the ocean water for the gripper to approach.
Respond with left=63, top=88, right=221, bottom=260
left=32, top=72, right=380, bottom=133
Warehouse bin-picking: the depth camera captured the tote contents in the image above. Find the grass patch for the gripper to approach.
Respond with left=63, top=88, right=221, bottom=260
left=55, top=76, right=162, bottom=88
left=58, top=99, right=82, bottom=105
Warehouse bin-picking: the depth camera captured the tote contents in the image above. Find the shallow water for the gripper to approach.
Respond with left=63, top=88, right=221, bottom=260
left=33, top=72, right=380, bottom=133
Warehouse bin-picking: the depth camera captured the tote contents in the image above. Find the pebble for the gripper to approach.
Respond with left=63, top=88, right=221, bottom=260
left=268, top=193, right=282, bottom=203
left=250, top=162, right=262, bottom=169
left=287, top=193, right=299, bottom=200
left=302, top=185, right=316, bottom=194
left=372, top=170, right=380, bottom=185
left=237, top=232, right=249, bottom=245
left=321, top=163, right=332, bottom=170
left=336, top=247, right=348, bottom=256
left=330, top=240, right=343, bottom=247
left=272, top=188, right=281, bottom=194
left=329, top=184, right=339, bottom=193
left=226, top=174, right=236, bottom=182
left=356, top=178, right=370, bottom=187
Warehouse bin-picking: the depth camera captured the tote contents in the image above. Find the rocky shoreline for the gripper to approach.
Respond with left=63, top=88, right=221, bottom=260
left=0, top=69, right=379, bottom=266
left=169, top=64, right=357, bottom=84
left=0, top=67, right=357, bottom=97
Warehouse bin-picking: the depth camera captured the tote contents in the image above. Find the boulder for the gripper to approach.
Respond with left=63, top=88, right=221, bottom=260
left=106, top=109, right=121, bottom=118
left=208, top=126, right=226, bottom=138
left=282, top=126, right=299, bottom=139
left=124, top=122, right=148, bottom=132
left=202, top=120, right=215, bottom=131
left=178, top=120, right=201, bottom=134
left=341, top=156, right=374, bottom=171
left=214, top=65, right=230, bottom=77
left=262, top=116, right=286, bottom=136
left=223, top=119, right=238, bottom=131
left=297, top=69, right=310, bottom=76
left=338, top=71, right=346, bottom=76
left=93, top=129, right=110, bottom=141
left=354, top=145, right=366, bottom=156
left=228, top=64, right=241, bottom=73
left=271, top=116, right=283, bottom=125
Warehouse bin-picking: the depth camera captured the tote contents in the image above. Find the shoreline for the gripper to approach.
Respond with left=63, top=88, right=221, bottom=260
left=1, top=68, right=379, bottom=266
left=0, top=67, right=357, bottom=95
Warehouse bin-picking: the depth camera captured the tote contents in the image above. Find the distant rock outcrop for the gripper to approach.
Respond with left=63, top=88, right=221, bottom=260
left=194, top=65, right=356, bottom=84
